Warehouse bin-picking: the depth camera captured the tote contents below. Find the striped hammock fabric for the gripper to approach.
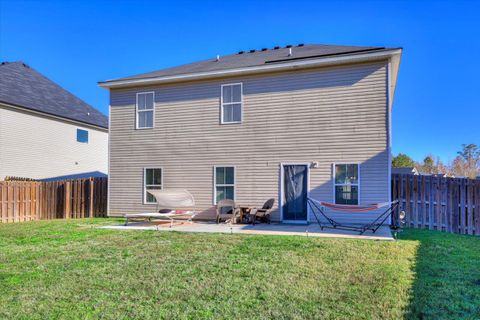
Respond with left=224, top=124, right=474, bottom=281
left=319, top=201, right=393, bottom=213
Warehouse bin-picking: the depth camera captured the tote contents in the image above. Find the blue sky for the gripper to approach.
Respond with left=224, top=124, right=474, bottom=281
left=1, top=0, right=478, bottom=162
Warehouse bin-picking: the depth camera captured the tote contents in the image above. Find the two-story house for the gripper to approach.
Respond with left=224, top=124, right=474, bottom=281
left=100, top=44, right=402, bottom=223
left=0, top=61, right=108, bottom=180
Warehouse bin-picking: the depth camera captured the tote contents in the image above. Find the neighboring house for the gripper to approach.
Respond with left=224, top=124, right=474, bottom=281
left=392, top=167, right=419, bottom=175
left=0, top=62, right=108, bottom=180
left=100, top=44, right=402, bottom=222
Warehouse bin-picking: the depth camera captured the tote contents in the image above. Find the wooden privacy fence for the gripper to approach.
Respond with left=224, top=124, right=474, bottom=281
left=392, top=174, right=480, bottom=236
left=0, top=177, right=107, bottom=223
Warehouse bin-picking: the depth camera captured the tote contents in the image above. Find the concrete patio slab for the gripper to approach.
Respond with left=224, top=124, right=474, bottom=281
left=100, top=221, right=394, bottom=241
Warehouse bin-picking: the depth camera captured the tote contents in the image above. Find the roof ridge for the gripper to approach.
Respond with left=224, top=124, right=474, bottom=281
left=100, top=43, right=394, bottom=85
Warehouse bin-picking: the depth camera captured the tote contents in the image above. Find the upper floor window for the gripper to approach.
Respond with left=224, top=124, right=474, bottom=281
left=221, top=83, right=242, bottom=124
left=136, top=92, right=155, bottom=129
left=334, top=163, right=359, bottom=205
left=77, top=129, right=88, bottom=143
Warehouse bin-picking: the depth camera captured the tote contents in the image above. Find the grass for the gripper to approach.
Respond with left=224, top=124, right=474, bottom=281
left=0, top=220, right=479, bottom=319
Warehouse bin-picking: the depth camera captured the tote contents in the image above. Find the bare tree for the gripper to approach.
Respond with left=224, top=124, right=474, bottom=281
left=452, top=144, right=480, bottom=178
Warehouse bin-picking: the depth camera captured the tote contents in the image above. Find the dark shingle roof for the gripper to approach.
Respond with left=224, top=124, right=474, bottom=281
left=103, top=44, right=391, bottom=83
left=0, top=62, right=107, bottom=128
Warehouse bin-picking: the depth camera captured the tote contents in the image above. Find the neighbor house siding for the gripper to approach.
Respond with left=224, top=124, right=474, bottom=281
left=0, top=105, right=108, bottom=180
left=108, top=61, right=389, bottom=221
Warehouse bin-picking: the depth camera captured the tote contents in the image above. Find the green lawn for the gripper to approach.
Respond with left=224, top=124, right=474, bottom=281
left=0, top=220, right=479, bottom=319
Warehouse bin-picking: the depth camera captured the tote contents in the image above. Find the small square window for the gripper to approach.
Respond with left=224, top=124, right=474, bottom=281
left=77, top=129, right=88, bottom=143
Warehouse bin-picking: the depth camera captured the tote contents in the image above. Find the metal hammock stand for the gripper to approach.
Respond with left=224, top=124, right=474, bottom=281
left=307, top=197, right=399, bottom=235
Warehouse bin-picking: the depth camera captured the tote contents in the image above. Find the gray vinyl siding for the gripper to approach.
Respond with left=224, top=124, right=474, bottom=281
left=108, top=61, right=389, bottom=222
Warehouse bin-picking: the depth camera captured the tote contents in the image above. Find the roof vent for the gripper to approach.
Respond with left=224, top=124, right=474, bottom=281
left=273, top=46, right=280, bottom=50
left=288, top=48, right=292, bottom=56
left=297, top=43, right=304, bottom=47
left=261, top=48, right=268, bottom=51
left=238, top=51, right=245, bottom=54
left=285, top=44, right=293, bottom=48
left=249, top=49, right=256, bottom=53
left=216, top=54, right=220, bottom=61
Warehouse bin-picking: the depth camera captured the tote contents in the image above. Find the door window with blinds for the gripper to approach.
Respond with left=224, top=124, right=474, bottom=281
left=221, top=83, right=242, bottom=123
left=214, top=166, right=235, bottom=204
left=334, top=163, right=359, bottom=205
left=144, top=168, right=162, bottom=203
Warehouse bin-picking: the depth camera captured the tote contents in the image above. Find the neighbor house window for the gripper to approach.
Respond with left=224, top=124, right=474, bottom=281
left=136, top=92, right=155, bottom=129
left=144, top=168, right=162, bottom=203
left=221, top=83, right=242, bottom=123
left=334, top=163, right=359, bottom=205
left=214, top=166, right=235, bottom=204
left=77, top=129, right=88, bottom=143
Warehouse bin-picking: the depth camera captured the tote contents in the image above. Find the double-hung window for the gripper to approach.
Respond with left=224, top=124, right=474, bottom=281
left=334, top=163, right=359, bottom=205
left=136, top=92, right=155, bottom=129
left=214, top=166, right=235, bottom=204
left=144, top=168, right=162, bottom=203
left=221, top=83, right=242, bottom=123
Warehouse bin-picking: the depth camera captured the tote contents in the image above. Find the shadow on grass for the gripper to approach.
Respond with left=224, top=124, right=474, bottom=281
left=399, top=229, right=480, bottom=319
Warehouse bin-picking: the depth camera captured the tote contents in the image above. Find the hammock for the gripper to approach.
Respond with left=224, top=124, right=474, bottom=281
left=307, top=197, right=399, bottom=234
left=319, top=201, right=392, bottom=212
left=125, top=189, right=196, bottom=226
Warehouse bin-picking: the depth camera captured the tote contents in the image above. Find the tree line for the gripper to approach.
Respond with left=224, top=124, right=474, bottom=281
left=392, top=144, right=480, bottom=179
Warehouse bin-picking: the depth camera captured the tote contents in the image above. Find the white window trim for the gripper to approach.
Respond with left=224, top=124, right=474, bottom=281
left=136, top=91, right=155, bottom=129
left=213, top=165, right=236, bottom=205
left=332, top=162, right=360, bottom=204
left=220, top=83, right=243, bottom=124
left=143, top=167, right=163, bottom=204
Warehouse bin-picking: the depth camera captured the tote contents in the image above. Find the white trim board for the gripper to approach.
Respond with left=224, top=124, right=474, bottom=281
left=0, top=102, right=108, bottom=132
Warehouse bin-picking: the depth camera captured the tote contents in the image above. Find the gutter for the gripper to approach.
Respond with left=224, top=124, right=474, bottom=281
left=0, top=101, right=109, bottom=131
left=98, top=48, right=403, bottom=89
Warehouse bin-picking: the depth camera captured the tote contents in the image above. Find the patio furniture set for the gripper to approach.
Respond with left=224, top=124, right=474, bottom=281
left=216, top=198, right=275, bottom=225
left=124, top=189, right=274, bottom=227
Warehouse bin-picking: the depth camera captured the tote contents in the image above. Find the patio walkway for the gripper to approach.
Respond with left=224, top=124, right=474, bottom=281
left=101, top=221, right=394, bottom=241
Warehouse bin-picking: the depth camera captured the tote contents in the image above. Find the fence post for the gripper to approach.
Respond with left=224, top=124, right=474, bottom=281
left=64, top=181, right=71, bottom=219
left=89, top=178, right=94, bottom=218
